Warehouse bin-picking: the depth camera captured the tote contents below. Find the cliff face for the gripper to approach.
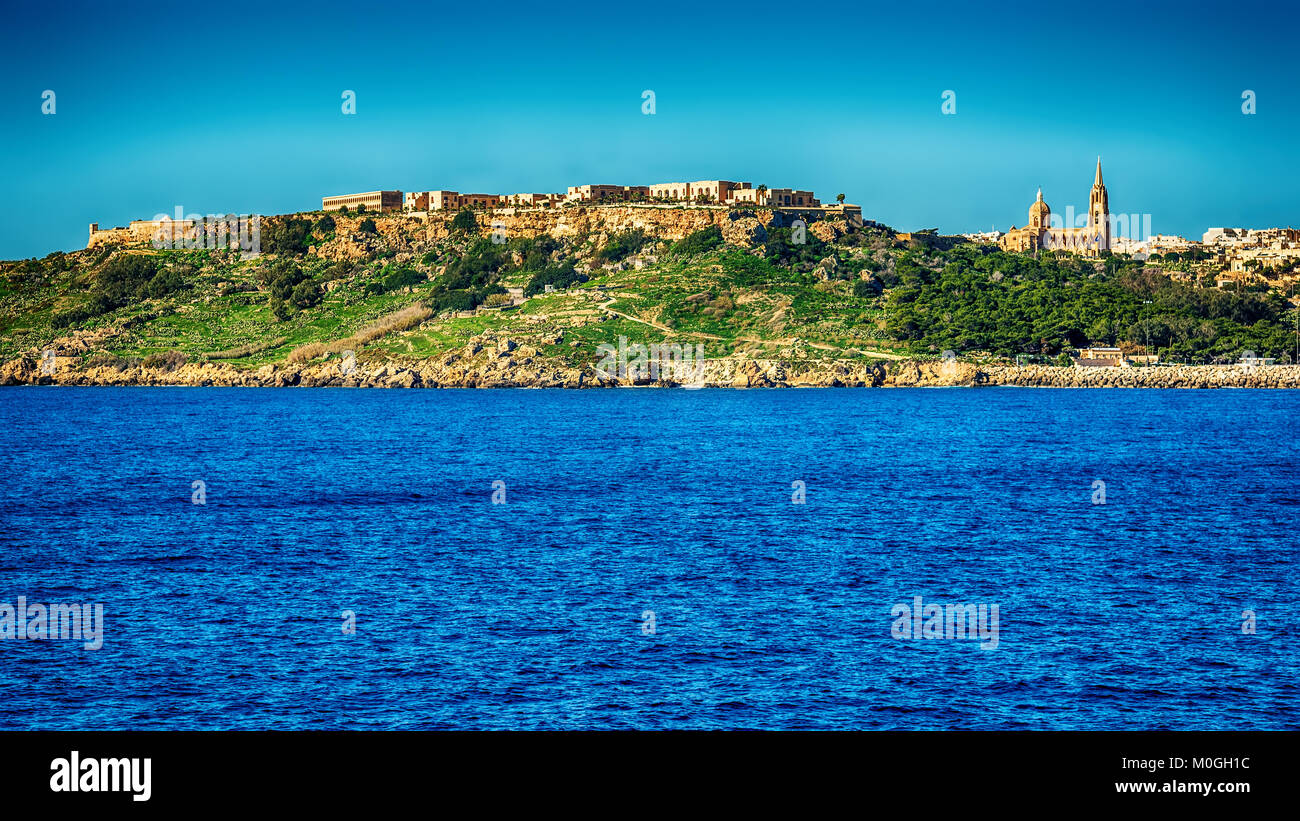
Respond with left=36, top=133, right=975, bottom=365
left=308, top=206, right=851, bottom=262
left=5, top=353, right=1299, bottom=389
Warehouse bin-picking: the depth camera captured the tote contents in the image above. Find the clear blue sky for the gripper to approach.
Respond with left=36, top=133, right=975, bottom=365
left=2, top=0, right=1297, bottom=258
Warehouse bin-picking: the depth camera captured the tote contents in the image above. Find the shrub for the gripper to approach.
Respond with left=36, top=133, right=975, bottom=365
left=289, top=279, right=323, bottom=309
left=432, top=290, right=479, bottom=313
left=380, top=265, right=425, bottom=293
left=287, top=341, right=327, bottom=363
left=267, top=259, right=310, bottom=301
left=852, top=277, right=883, bottom=298
left=141, top=350, right=187, bottom=372
left=440, top=238, right=507, bottom=290
left=51, top=301, right=102, bottom=329
left=450, top=209, right=477, bottom=234
left=671, top=225, right=723, bottom=256
left=96, top=254, right=160, bottom=305
left=358, top=218, right=377, bottom=234
left=524, top=260, right=585, bottom=296
left=598, top=229, right=651, bottom=263
left=85, top=353, right=133, bottom=371
left=262, top=216, right=314, bottom=255
left=351, top=304, right=431, bottom=343
left=144, top=267, right=186, bottom=298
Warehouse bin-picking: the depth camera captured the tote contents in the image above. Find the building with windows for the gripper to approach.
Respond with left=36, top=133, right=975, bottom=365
left=322, top=191, right=403, bottom=212
left=566, top=184, right=649, bottom=202
left=1000, top=159, right=1110, bottom=256
left=342, top=179, right=830, bottom=212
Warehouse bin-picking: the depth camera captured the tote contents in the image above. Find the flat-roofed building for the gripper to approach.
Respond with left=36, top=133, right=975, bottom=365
left=765, top=188, right=820, bottom=207
left=728, top=186, right=767, bottom=205
left=322, top=190, right=403, bottom=212
left=727, top=185, right=819, bottom=207
left=427, top=191, right=462, bottom=210
left=566, top=184, right=626, bottom=202
left=459, top=193, right=504, bottom=209
left=689, top=180, right=749, bottom=204
left=506, top=192, right=564, bottom=207
left=1078, top=347, right=1123, bottom=360
left=648, top=182, right=691, bottom=201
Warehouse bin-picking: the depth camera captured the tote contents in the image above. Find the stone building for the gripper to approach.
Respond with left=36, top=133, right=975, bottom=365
left=1000, top=159, right=1110, bottom=256
left=644, top=181, right=820, bottom=207
left=751, top=187, right=820, bottom=207
left=685, top=180, right=747, bottom=204
left=322, top=191, right=403, bottom=212
left=505, top=192, right=564, bottom=207
left=566, top=184, right=649, bottom=202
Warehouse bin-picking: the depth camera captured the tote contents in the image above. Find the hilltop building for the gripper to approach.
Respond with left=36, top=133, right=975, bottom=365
left=398, top=179, right=826, bottom=211
left=1001, top=159, right=1110, bottom=256
left=321, top=191, right=403, bottom=212
left=88, top=218, right=201, bottom=248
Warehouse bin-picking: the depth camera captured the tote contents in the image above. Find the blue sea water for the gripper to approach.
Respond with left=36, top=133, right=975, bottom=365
left=0, top=386, right=1296, bottom=730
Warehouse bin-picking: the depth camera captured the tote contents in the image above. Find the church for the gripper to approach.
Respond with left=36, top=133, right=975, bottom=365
left=1000, top=158, right=1110, bottom=256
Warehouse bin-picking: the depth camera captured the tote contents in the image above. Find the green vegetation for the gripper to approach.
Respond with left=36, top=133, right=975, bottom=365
left=2, top=210, right=1297, bottom=375
left=449, top=209, right=476, bottom=234
left=670, top=225, right=723, bottom=257
left=883, top=245, right=1296, bottom=362
left=262, top=216, right=313, bottom=255
left=597, top=229, right=652, bottom=263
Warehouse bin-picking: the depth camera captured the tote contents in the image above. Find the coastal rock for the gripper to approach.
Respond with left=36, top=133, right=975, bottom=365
left=4, top=353, right=1299, bottom=391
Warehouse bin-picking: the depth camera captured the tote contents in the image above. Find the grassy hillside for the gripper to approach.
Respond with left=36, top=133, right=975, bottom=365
left=2, top=210, right=1296, bottom=372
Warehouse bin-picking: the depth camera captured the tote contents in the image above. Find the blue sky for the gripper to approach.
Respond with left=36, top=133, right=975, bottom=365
left=1, top=0, right=1297, bottom=258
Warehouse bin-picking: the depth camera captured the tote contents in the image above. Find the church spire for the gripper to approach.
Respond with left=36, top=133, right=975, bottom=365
left=1094, top=156, right=1103, bottom=187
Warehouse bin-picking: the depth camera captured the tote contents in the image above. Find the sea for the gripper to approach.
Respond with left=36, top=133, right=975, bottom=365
left=0, top=387, right=1296, bottom=729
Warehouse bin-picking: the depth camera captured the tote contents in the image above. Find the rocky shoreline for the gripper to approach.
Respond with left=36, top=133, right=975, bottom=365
left=4, top=355, right=1299, bottom=389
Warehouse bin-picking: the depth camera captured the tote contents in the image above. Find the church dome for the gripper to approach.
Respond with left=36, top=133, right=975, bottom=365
left=1029, top=187, right=1050, bottom=217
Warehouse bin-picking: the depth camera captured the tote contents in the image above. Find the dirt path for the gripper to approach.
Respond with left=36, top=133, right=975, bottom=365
left=596, top=295, right=905, bottom=361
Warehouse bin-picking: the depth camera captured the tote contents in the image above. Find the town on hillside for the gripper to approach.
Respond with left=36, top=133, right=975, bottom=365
left=84, top=167, right=1299, bottom=318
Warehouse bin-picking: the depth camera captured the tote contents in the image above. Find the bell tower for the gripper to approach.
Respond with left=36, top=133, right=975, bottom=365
left=1089, top=157, right=1110, bottom=251
left=1028, top=187, right=1050, bottom=230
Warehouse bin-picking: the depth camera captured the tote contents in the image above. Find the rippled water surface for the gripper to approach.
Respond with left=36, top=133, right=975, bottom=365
left=0, top=387, right=1296, bottom=729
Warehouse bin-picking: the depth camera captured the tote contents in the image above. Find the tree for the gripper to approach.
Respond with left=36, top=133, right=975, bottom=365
left=289, top=279, right=323, bottom=309
left=381, top=265, right=425, bottom=293
left=358, top=218, right=377, bottom=234
left=836, top=193, right=846, bottom=204
left=450, top=209, right=477, bottom=234
left=262, top=216, right=313, bottom=255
